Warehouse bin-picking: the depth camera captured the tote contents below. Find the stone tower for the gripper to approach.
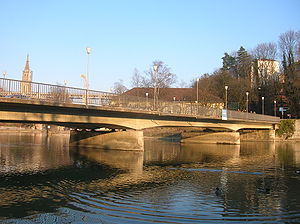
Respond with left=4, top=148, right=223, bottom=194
left=21, top=54, right=33, bottom=94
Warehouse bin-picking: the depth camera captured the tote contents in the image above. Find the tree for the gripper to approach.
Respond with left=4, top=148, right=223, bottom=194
left=143, top=60, right=176, bottom=88
left=252, top=42, right=277, bottom=60
left=279, top=30, right=300, bottom=117
left=111, top=79, right=128, bottom=94
left=236, top=46, right=252, bottom=79
left=143, top=60, right=176, bottom=106
left=131, top=68, right=144, bottom=88
left=222, top=52, right=237, bottom=76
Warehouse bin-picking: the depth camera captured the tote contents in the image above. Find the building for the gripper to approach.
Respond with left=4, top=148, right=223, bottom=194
left=251, top=59, right=280, bottom=87
left=21, top=54, right=33, bottom=94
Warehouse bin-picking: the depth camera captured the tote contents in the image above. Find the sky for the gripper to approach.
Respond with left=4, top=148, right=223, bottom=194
left=0, top=0, right=299, bottom=92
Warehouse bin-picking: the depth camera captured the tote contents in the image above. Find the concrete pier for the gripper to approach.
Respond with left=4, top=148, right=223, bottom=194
left=181, top=131, right=240, bottom=145
left=70, top=130, right=144, bottom=151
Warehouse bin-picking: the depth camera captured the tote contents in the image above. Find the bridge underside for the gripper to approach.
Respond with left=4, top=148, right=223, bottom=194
left=0, top=100, right=278, bottom=148
left=0, top=99, right=276, bottom=131
left=0, top=109, right=276, bottom=131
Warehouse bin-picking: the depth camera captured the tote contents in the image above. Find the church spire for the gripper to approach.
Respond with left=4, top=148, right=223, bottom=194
left=22, top=54, right=33, bottom=83
left=24, top=54, right=30, bottom=71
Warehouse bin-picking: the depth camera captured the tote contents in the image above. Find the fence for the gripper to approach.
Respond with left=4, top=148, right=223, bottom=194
left=0, top=78, right=280, bottom=123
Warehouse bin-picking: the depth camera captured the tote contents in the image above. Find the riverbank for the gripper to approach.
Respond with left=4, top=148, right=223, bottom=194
left=275, top=119, right=300, bottom=142
left=0, top=125, right=70, bottom=135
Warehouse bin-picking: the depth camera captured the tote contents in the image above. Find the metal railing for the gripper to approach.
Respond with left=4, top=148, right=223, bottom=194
left=0, top=78, right=280, bottom=123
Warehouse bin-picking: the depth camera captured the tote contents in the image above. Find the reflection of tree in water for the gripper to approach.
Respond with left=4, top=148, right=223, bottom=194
left=276, top=143, right=299, bottom=168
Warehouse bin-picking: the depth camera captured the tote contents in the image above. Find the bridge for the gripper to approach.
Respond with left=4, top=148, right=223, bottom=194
left=0, top=78, right=280, bottom=150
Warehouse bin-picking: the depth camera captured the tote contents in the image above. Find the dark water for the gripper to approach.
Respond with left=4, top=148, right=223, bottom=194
left=0, top=133, right=300, bottom=223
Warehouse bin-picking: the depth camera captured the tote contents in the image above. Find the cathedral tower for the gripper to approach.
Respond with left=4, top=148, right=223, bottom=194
left=21, top=54, right=33, bottom=93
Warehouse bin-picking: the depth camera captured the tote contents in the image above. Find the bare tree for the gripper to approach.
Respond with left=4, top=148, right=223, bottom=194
left=279, top=30, right=299, bottom=66
left=252, top=42, right=277, bottom=60
left=279, top=30, right=300, bottom=117
left=131, top=68, right=144, bottom=88
left=143, top=60, right=176, bottom=88
left=177, top=79, right=188, bottom=88
left=111, top=79, right=128, bottom=94
left=297, top=30, right=300, bottom=61
left=143, top=60, right=176, bottom=107
left=50, top=84, right=71, bottom=103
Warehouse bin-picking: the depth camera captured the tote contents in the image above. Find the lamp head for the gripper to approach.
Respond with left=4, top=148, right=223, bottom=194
left=86, top=47, right=91, bottom=54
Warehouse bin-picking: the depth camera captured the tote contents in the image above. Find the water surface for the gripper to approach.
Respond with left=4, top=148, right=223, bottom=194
left=0, top=133, right=300, bottom=223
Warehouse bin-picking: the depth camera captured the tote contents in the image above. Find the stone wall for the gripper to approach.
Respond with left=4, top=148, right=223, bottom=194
left=290, top=120, right=300, bottom=140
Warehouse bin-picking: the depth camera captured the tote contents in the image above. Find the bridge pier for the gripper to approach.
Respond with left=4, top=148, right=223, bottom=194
left=239, top=129, right=275, bottom=142
left=181, top=131, right=240, bottom=145
left=70, top=129, right=144, bottom=151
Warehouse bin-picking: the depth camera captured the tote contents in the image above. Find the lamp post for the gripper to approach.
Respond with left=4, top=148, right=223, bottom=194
left=225, top=85, right=228, bottom=110
left=274, top=100, right=277, bottom=117
left=262, top=96, right=265, bottom=115
left=196, top=78, right=199, bottom=103
left=246, top=91, right=249, bottom=113
left=2, top=71, right=6, bottom=78
left=196, top=78, right=199, bottom=114
left=153, top=64, right=158, bottom=110
left=146, top=92, right=149, bottom=110
left=80, top=74, right=88, bottom=105
left=86, top=47, right=91, bottom=90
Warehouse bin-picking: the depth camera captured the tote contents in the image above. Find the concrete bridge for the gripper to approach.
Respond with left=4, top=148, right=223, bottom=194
left=0, top=78, right=280, bottom=150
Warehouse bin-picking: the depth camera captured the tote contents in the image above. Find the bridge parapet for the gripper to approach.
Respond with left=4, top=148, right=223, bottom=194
left=0, top=78, right=279, bottom=124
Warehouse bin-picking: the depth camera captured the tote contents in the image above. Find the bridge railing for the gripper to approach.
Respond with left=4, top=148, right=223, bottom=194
left=0, top=78, right=279, bottom=123
left=0, top=78, right=115, bottom=105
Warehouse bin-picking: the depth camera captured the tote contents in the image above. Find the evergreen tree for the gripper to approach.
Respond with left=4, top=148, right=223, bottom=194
left=236, top=46, right=252, bottom=79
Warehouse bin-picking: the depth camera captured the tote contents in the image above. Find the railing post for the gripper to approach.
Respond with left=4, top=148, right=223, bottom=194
left=8, top=79, right=11, bottom=95
left=85, top=89, right=88, bottom=107
left=37, top=84, right=40, bottom=100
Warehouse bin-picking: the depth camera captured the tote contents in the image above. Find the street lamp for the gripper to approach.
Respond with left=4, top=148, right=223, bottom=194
left=262, top=96, right=265, bottom=115
left=86, top=47, right=91, bottom=90
left=196, top=78, right=200, bottom=114
left=146, top=92, right=149, bottom=110
left=246, top=91, right=249, bottom=113
left=225, top=85, right=228, bottom=110
left=196, top=78, right=199, bottom=103
left=274, top=100, right=277, bottom=117
left=153, top=64, right=158, bottom=110
left=2, top=71, right=6, bottom=78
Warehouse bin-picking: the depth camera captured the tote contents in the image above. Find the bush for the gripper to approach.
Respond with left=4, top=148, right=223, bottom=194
left=276, top=119, right=295, bottom=139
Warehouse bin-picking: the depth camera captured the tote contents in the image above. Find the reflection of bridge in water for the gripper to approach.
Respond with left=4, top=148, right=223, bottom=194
left=0, top=78, right=280, bottom=149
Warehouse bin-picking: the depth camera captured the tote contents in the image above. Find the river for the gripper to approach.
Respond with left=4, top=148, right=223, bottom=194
left=0, top=133, right=300, bottom=223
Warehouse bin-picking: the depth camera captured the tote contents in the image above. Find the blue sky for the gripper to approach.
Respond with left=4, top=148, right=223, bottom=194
left=0, top=0, right=299, bottom=91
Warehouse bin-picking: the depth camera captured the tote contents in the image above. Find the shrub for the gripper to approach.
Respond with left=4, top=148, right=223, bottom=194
left=276, top=119, right=295, bottom=139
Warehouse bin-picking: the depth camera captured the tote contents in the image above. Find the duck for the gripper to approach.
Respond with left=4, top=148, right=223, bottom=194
left=258, top=187, right=270, bottom=194
left=215, top=187, right=223, bottom=196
